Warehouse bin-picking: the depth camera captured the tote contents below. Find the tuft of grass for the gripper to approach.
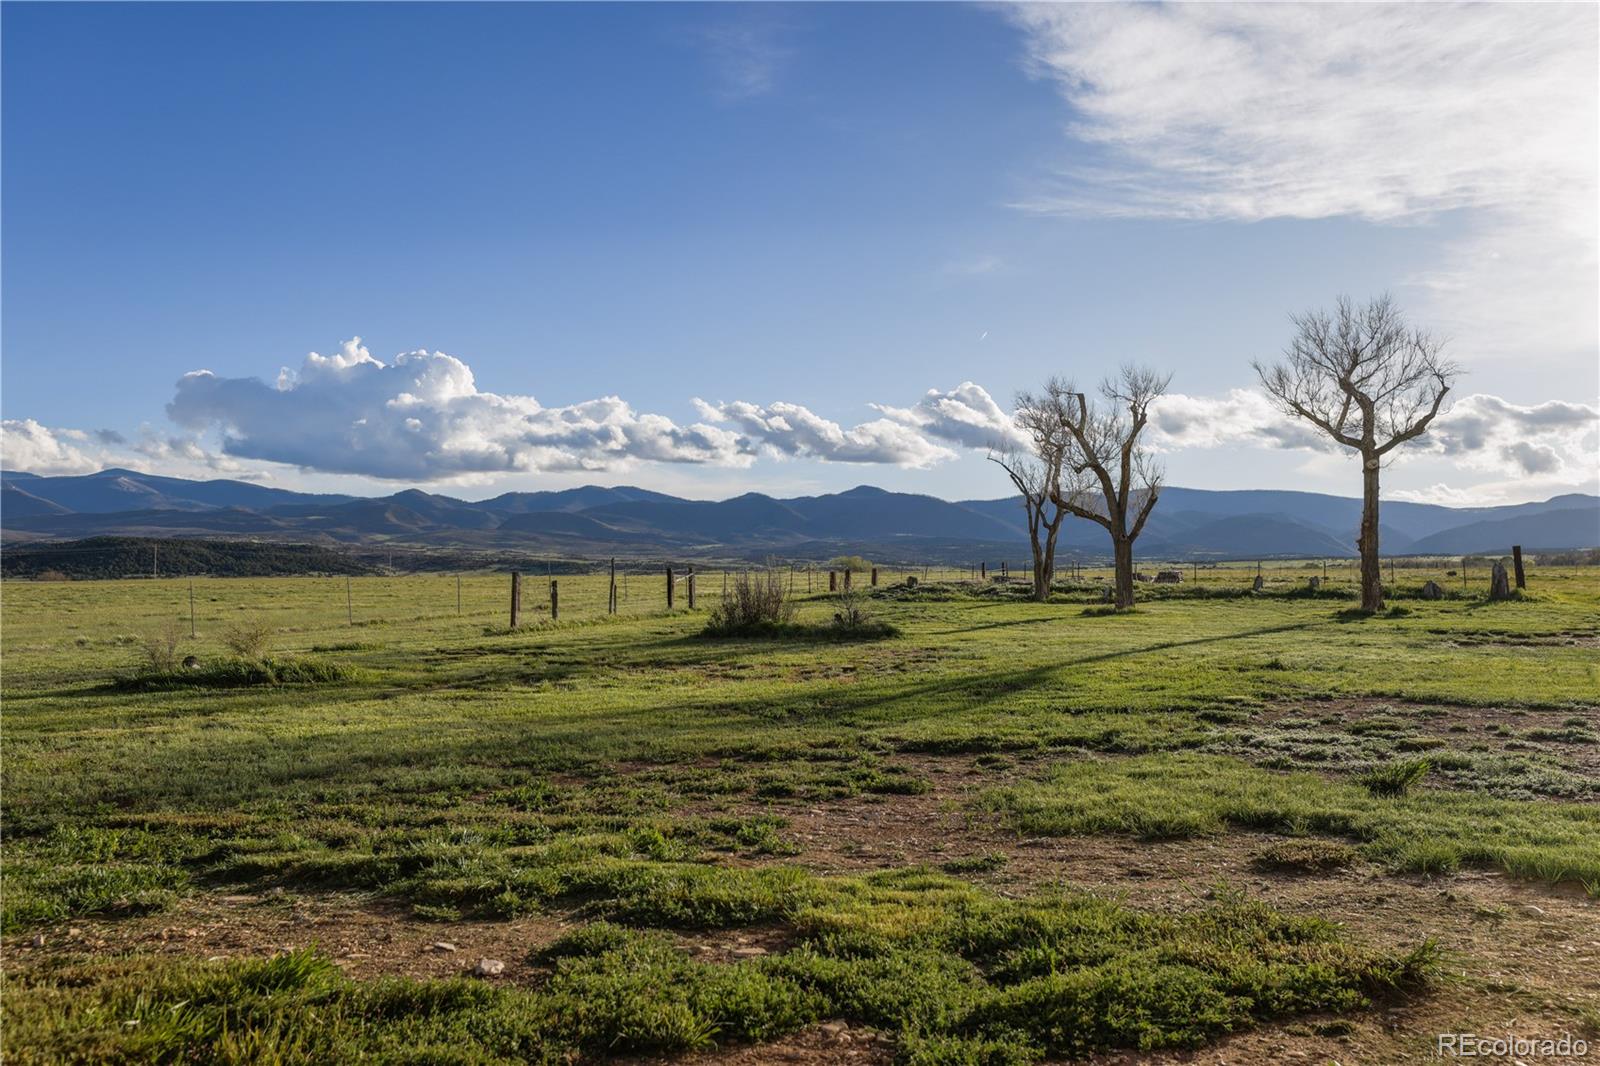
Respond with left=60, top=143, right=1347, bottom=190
left=112, top=655, right=359, bottom=690
left=1252, top=839, right=1359, bottom=874
left=1358, top=757, right=1432, bottom=797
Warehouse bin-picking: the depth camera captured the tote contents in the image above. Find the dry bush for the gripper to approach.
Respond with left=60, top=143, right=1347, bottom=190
left=220, top=618, right=275, bottom=659
left=706, top=570, right=794, bottom=633
left=135, top=619, right=185, bottom=673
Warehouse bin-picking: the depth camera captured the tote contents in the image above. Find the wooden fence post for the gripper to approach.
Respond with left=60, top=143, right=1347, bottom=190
left=870, top=567, right=878, bottom=586
left=687, top=569, right=696, bottom=609
left=829, top=571, right=837, bottom=592
left=980, top=562, right=987, bottom=579
left=843, top=569, right=852, bottom=591
left=1512, top=545, right=1526, bottom=589
left=346, top=576, right=353, bottom=626
left=550, top=578, right=558, bottom=621
left=666, top=567, right=675, bottom=609
left=609, top=558, right=617, bottom=614
left=510, top=571, right=521, bottom=629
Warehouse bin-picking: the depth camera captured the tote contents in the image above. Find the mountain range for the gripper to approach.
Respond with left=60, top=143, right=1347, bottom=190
left=3, top=468, right=1596, bottom=562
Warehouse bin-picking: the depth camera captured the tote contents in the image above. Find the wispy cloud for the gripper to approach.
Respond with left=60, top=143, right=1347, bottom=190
left=1005, top=3, right=1598, bottom=364
left=698, top=13, right=794, bottom=102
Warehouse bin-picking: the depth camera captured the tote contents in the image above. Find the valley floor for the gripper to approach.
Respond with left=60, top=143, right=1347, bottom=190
left=3, top=568, right=1597, bottom=1063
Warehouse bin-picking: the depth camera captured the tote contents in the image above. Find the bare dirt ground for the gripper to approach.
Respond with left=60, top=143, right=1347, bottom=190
left=12, top=720, right=1599, bottom=1065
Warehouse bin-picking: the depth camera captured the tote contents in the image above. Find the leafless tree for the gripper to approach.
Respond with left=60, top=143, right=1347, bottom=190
left=1045, top=365, right=1171, bottom=610
left=1255, top=295, right=1454, bottom=612
left=988, top=393, right=1070, bottom=602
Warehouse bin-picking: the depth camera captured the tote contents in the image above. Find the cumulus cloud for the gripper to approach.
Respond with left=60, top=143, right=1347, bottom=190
left=1, top=418, right=241, bottom=479
left=1148, top=389, right=1599, bottom=483
left=871, top=382, right=1029, bottom=452
left=1005, top=3, right=1598, bottom=362
left=1, top=420, right=103, bottom=476
left=1424, top=395, right=1599, bottom=478
left=169, top=339, right=749, bottom=480
left=695, top=399, right=955, bottom=467
left=167, top=338, right=964, bottom=479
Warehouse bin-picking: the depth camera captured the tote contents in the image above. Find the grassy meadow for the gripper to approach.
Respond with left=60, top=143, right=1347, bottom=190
left=3, top=563, right=1598, bottom=1063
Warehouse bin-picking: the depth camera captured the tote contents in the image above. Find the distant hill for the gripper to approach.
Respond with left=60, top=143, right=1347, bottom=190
left=2, top=467, right=1595, bottom=562
left=1, top=536, right=377, bottom=579
left=1407, top=506, right=1600, bottom=555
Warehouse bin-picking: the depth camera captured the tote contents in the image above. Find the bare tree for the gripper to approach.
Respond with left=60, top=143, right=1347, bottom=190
left=1255, top=295, right=1454, bottom=612
left=988, top=393, right=1070, bottom=602
left=1045, top=365, right=1171, bottom=610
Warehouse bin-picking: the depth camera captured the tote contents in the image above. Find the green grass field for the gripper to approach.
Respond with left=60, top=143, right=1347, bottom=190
left=3, top=565, right=1597, bottom=1063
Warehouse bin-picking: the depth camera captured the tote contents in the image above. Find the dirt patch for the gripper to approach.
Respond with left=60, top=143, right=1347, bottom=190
left=11, top=894, right=570, bottom=983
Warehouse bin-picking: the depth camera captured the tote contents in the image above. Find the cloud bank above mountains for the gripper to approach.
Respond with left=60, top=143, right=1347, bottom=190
left=3, top=340, right=1594, bottom=505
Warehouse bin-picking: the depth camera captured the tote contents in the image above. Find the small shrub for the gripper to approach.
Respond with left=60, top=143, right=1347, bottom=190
left=1358, top=757, right=1432, bottom=797
left=831, top=587, right=877, bottom=631
left=135, top=618, right=185, bottom=673
left=704, top=570, right=794, bottom=635
left=220, top=618, right=275, bottom=659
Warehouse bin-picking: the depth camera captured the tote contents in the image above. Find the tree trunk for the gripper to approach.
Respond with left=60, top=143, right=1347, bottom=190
left=1358, top=455, right=1383, bottom=612
left=1113, top=537, right=1135, bottom=610
left=1033, top=526, right=1058, bottom=603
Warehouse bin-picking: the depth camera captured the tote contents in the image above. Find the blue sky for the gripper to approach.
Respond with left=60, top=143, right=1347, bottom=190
left=3, top=3, right=1596, bottom=504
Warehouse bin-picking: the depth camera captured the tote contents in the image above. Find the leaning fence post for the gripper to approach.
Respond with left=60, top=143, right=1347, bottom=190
left=666, top=566, right=675, bottom=609
left=510, top=571, right=521, bottom=629
left=1512, top=545, right=1526, bottom=589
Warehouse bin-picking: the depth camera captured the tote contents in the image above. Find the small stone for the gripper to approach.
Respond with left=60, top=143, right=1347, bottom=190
left=30, top=933, right=46, bottom=948
left=430, top=941, right=459, bottom=953
left=819, top=1022, right=847, bottom=1040
left=67, top=927, right=81, bottom=938
left=472, top=958, right=505, bottom=977
left=730, top=945, right=768, bottom=958
left=1521, top=904, right=1546, bottom=917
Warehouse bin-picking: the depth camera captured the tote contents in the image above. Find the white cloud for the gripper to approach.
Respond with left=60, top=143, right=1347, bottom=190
left=1, top=418, right=243, bottom=479
left=170, top=339, right=750, bottom=480
left=1006, top=3, right=1598, bottom=363
left=871, top=382, right=1029, bottom=451
left=1, top=420, right=102, bottom=476
left=696, top=399, right=955, bottom=467
left=1149, top=389, right=1599, bottom=485
left=1424, top=394, right=1599, bottom=479
left=166, top=339, right=959, bottom=480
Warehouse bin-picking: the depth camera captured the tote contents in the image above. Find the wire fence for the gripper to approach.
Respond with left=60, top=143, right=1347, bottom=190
left=3, top=552, right=1543, bottom=648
